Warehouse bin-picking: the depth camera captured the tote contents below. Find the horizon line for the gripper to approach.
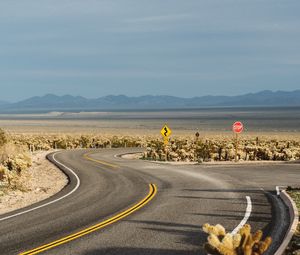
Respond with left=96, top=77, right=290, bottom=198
left=3, top=89, right=300, bottom=103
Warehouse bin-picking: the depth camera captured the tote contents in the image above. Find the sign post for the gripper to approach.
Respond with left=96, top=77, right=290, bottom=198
left=195, top=132, right=200, bottom=142
left=161, top=125, right=172, bottom=161
left=232, top=121, right=244, bottom=162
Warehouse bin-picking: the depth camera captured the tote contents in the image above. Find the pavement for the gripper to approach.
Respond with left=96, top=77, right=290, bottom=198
left=0, top=148, right=299, bottom=255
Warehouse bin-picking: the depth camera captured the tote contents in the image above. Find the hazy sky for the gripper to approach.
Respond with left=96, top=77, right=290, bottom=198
left=0, top=0, right=299, bottom=101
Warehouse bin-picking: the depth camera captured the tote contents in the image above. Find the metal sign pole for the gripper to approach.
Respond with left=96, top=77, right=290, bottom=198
left=235, top=132, right=238, bottom=162
left=233, top=121, right=244, bottom=162
left=164, top=137, right=168, bottom=161
left=161, top=125, right=172, bottom=162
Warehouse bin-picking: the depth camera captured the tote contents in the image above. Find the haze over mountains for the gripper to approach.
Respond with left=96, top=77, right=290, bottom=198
left=1, top=90, right=300, bottom=113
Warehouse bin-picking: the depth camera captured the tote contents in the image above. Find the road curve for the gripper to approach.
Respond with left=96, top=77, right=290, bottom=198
left=0, top=148, right=299, bottom=255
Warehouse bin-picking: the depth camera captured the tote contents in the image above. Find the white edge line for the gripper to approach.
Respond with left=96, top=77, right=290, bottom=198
left=276, top=186, right=280, bottom=196
left=0, top=152, right=81, bottom=222
left=231, top=196, right=252, bottom=235
left=276, top=185, right=287, bottom=196
left=207, top=196, right=252, bottom=255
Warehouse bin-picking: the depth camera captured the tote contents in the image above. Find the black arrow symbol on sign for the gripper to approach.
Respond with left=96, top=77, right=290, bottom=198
left=164, top=127, right=168, bottom=136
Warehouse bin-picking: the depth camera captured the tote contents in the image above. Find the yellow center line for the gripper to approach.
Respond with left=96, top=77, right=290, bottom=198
left=83, top=152, right=119, bottom=168
left=19, top=183, right=157, bottom=255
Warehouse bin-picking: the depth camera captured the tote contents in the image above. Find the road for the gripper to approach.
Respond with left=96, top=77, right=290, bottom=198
left=0, top=148, right=299, bottom=255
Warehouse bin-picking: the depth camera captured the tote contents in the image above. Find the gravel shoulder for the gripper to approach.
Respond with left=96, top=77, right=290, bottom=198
left=0, top=151, right=68, bottom=215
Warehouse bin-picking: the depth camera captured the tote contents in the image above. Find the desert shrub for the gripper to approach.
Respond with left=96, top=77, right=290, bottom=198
left=0, top=143, right=32, bottom=176
left=0, top=165, right=6, bottom=181
left=0, top=143, right=31, bottom=190
left=0, top=128, right=7, bottom=147
left=4, top=153, right=31, bottom=174
left=4, top=168, right=28, bottom=191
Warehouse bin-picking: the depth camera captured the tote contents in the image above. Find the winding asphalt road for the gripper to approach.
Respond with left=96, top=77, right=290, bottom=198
left=0, top=148, right=299, bottom=255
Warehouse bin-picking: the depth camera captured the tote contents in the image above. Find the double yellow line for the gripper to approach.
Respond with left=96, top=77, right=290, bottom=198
left=20, top=184, right=157, bottom=255
left=83, top=152, right=119, bottom=169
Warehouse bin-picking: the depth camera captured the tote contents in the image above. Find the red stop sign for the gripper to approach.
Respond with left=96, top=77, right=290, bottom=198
left=233, top=121, right=244, bottom=133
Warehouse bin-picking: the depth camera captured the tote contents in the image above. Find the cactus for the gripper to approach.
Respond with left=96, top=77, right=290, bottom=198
left=203, top=224, right=272, bottom=255
left=0, top=128, right=7, bottom=147
left=3, top=133, right=300, bottom=162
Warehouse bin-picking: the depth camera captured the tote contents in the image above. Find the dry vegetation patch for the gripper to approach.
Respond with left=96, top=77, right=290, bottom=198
left=0, top=129, right=68, bottom=215
left=0, top=144, right=32, bottom=189
left=144, top=137, right=300, bottom=162
left=0, top=151, right=67, bottom=215
left=6, top=133, right=300, bottom=162
left=10, top=133, right=146, bottom=151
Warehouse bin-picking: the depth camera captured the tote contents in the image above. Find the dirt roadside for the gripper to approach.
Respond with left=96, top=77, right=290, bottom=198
left=0, top=151, right=68, bottom=216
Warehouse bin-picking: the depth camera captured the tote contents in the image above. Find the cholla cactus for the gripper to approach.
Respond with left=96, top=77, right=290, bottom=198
left=5, top=133, right=300, bottom=162
left=203, top=223, right=272, bottom=255
left=9, top=134, right=146, bottom=151
left=144, top=136, right=300, bottom=162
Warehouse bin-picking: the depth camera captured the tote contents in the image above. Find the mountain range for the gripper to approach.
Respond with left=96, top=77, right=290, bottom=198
left=1, top=90, right=300, bottom=113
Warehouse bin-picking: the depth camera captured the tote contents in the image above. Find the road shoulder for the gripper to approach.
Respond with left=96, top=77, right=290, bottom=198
left=0, top=151, right=68, bottom=215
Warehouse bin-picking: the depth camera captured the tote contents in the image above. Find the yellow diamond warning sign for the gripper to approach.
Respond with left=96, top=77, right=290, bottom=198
left=161, top=125, right=172, bottom=138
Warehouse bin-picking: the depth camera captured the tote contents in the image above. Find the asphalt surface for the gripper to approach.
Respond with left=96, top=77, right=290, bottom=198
left=0, top=148, right=299, bottom=255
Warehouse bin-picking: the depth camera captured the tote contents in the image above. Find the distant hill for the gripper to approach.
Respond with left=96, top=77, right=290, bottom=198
left=1, top=90, right=300, bottom=113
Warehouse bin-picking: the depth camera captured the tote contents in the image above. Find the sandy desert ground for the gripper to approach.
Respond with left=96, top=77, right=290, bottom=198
left=0, top=151, right=67, bottom=215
